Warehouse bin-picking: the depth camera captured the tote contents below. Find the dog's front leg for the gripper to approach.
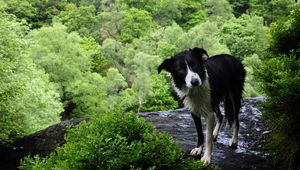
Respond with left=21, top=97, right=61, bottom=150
left=191, top=114, right=204, bottom=156
left=201, top=113, right=214, bottom=164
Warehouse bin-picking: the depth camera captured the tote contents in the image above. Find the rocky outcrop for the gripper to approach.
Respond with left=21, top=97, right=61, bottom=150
left=139, top=97, right=274, bottom=170
left=0, top=117, right=86, bottom=170
left=0, top=97, right=273, bottom=170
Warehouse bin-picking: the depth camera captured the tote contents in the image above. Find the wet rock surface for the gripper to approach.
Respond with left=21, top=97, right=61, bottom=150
left=138, top=97, right=274, bottom=170
left=0, top=97, right=273, bottom=170
left=0, top=116, right=86, bottom=170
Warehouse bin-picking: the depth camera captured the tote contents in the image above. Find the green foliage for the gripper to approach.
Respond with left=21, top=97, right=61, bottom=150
left=228, top=0, right=250, bottom=17
left=80, top=36, right=108, bottom=75
left=101, top=38, right=124, bottom=69
left=204, top=0, right=234, bottom=25
left=3, top=0, right=293, bottom=168
left=249, top=0, right=296, bottom=25
left=2, top=0, right=37, bottom=22
left=0, top=9, right=62, bottom=143
left=26, top=23, right=116, bottom=118
left=221, top=14, right=268, bottom=59
left=180, top=22, right=230, bottom=55
left=130, top=52, right=161, bottom=112
left=257, top=4, right=300, bottom=169
left=95, top=3, right=125, bottom=42
left=242, top=54, right=263, bottom=97
left=20, top=112, right=214, bottom=170
left=141, top=74, right=178, bottom=112
left=150, top=0, right=183, bottom=26
left=29, top=0, right=68, bottom=28
left=157, top=22, right=229, bottom=56
left=122, top=0, right=183, bottom=26
left=118, top=8, right=156, bottom=43
left=268, top=4, right=300, bottom=55
left=55, top=3, right=97, bottom=36
left=177, top=0, right=206, bottom=29
left=68, top=0, right=102, bottom=12
left=157, top=41, right=178, bottom=59
left=27, top=23, right=91, bottom=95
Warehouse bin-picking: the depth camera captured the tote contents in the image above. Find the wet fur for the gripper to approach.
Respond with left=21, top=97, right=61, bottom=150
left=158, top=47, right=246, bottom=164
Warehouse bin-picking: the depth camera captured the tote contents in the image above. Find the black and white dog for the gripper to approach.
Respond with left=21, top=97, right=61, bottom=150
left=158, top=47, right=246, bottom=164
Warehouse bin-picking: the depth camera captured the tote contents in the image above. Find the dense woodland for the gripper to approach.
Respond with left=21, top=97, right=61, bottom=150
left=0, top=0, right=299, bottom=169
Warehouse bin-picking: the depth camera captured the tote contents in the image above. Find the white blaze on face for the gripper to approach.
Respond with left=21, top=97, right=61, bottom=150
left=185, top=61, right=201, bottom=88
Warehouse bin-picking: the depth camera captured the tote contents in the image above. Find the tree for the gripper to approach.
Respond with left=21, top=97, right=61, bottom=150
left=94, top=5, right=125, bottom=42
left=141, top=74, right=178, bottom=112
left=249, top=0, right=296, bottom=25
left=26, top=23, right=109, bottom=118
left=66, top=72, right=108, bottom=116
left=55, top=3, right=97, bottom=36
left=103, top=68, right=130, bottom=112
left=221, top=14, right=268, bottom=59
left=68, top=0, right=103, bottom=12
left=177, top=0, right=206, bottom=29
left=228, top=0, right=250, bottom=17
left=257, top=4, right=300, bottom=169
left=122, top=0, right=183, bottom=26
left=2, top=0, right=37, bottom=22
left=204, top=0, right=234, bottom=25
left=80, top=36, right=108, bottom=75
left=28, top=0, right=68, bottom=28
left=179, top=22, right=230, bottom=56
left=130, top=52, right=161, bottom=112
left=27, top=23, right=91, bottom=95
left=118, top=8, right=156, bottom=43
left=159, top=23, right=185, bottom=48
left=0, top=9, right=62, bottom=143
left=101, top=38, right=124, bottom=71
left=150, top=0, right=183, bottom=26
left=242, top=54, right=262, bottom=97
left=157, top=41, right=178, bottom=59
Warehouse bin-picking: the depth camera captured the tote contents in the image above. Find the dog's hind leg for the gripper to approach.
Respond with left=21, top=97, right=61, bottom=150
left=213, top=106, right=223, bottom=141
left=191, top=114, right=204, bottom=156
left=228, top=91, right=242, bottom=149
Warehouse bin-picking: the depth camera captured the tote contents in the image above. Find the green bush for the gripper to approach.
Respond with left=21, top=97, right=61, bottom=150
left=257, top=4, right=300, bottom=169
left=141, top=74, right=178, bottom=112
left=20, top=112, right=215, bottom=170
left=242, top=54, right=263, bottom=97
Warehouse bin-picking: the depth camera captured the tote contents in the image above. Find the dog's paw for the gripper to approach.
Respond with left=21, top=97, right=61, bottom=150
left=201, top=154, right=211, bottom=165
left=229, top=139, right=238, bottom=149
left=213, top=133, right=218, bottom=141
left=190, top=146, right=203, bottom=156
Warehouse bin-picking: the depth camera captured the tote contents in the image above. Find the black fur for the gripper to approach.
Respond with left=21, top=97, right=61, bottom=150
left=158, top=47, right=246, bottom=160
left=204, top=54, right=246, bottom=126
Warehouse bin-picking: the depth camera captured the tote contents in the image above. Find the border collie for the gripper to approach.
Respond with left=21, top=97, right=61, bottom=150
left=158, top=47, right=246, bottom=164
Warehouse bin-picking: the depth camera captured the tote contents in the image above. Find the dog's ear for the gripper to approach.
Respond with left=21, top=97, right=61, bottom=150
left=191, top=47, right=209, bottom=60
left=158, top=58, right=173, bottom=73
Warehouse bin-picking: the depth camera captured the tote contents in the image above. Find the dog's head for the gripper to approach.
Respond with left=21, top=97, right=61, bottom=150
left=158, top=47, right=208, bottom=89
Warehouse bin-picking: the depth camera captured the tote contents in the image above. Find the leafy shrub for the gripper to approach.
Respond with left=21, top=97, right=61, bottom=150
left=242, top=54, right=263, bottom=97
left=20, top=112, right=214, bottom=170
left=141, top=74, right=178, bottom=112
left=257, top=4, right=300, bottom=169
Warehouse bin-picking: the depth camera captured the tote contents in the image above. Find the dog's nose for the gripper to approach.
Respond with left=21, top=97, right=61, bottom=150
left=191, top=79, right=199, bottom=86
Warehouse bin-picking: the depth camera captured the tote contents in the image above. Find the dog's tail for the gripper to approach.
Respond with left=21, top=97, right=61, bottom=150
left=224, top=89, right=243, bottom=127
left=224, top=93, right=234, bottom=127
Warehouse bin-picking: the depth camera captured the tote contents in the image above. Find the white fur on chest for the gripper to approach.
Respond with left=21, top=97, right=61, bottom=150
left=173, top=79, right=212, bottom=117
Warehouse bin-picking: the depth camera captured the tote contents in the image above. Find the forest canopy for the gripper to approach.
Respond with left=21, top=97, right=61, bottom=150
left=0, top=0, right=299, bottom=169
